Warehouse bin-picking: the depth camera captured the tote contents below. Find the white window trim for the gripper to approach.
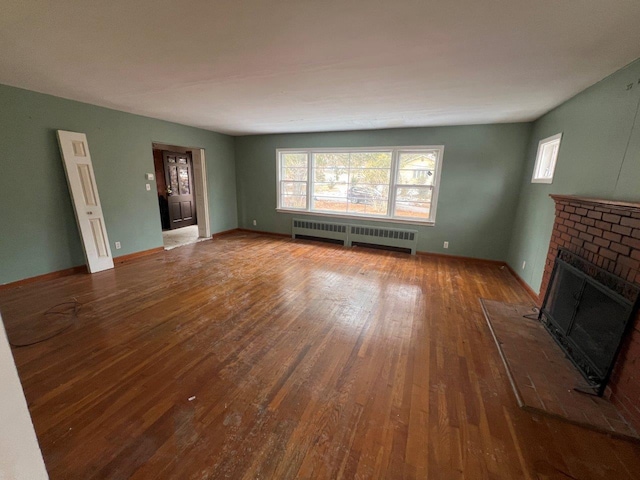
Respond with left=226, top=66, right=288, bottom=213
left=531, top=133, right=562, bottom=184
left=276, top=145, right=444, bottom=226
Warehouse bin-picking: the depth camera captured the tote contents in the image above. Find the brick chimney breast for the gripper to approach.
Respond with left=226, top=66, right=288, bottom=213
left=544, top=195, right=640, bottom=431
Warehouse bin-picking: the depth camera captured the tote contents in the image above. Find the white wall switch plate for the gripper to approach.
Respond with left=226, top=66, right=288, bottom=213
left=115, top=241, right=121, bottom=249
left=443, top=241, right=449, bottom=249
left=146, top=173, right=154, bottom=181
left=253, top=220, right=257, bottom=226
left=146, top=183, right=151, bottom=191
left=522, top=261, right=526, bottom=270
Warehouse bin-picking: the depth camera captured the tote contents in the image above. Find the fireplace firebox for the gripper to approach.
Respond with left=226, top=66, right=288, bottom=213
left=540, top=249, right=640, bottom=395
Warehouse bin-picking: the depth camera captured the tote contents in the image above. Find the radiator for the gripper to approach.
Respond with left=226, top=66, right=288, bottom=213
left=348, top=225, right=418, bottom=255
left=292, top=219, right=418, bottom=254
left=291, top=219, right=349, bottom=244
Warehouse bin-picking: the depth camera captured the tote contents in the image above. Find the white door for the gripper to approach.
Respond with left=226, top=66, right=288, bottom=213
left=57, top=130, right=114, bottom=273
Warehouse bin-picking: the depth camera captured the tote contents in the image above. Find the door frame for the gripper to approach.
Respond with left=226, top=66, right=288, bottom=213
left=152, top=143, right=211, bottom=239
left=191, top=148, right=211, bottom=238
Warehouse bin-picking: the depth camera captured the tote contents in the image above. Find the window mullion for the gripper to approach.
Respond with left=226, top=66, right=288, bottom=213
left=307, top=151, right=312, bottom=211
left=277, top=153, right=282, bottom=209
left=347, top=152, right=352, bottom=214
left=426, top=185, right=434, bottom=222
left=389, top=148, right=400, bottom=218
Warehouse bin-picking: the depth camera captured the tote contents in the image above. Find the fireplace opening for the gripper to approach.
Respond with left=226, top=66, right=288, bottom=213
left=540, top=249, right=640, bottom=395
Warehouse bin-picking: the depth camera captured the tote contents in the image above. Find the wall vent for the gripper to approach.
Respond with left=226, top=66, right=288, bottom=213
left=293, top=220, right=347, bottom=233
left=292, top=219, right=418, bottom=254
left=350, top=226, right=415, bottom=241
left=348, top=225, right=418, bottom=254
left=292, top=219, right=349, bottom=245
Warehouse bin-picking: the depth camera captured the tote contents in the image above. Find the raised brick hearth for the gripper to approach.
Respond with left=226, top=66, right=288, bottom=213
left=542, top=195, right=640, bottom=431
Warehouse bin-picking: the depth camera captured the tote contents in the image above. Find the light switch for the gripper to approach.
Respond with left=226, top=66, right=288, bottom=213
left=145, top=173, right=155, bottom=181
left=146, top=183, right=151, bottom=191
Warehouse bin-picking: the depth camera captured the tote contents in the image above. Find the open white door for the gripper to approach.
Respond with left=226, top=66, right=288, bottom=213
left=57, top=130, right=114, bottom=273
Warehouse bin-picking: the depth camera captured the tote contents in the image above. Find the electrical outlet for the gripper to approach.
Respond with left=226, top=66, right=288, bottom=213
left=115, top=241, right=121, bottom=250
left=522, top=261, right=526, bottom=270
left=253, top=220, right=257, bottom=226
left=145, top=183, right=151, bottom=191
left=443, top=241, right=449, bottom=249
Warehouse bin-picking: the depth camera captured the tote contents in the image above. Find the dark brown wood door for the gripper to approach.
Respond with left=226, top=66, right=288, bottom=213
left=162, top=151, right=197, bottom=229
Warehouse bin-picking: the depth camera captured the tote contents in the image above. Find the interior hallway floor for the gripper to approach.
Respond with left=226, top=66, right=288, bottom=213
left=1, top=233, right=639, bottom=479
left=162, top=224, right=200, bottom=250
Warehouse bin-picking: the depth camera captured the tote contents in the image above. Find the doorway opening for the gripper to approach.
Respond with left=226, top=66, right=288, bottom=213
left=152, top=143, right=211, bottom=250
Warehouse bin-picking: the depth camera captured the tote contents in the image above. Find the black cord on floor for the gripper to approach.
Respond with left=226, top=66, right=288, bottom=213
left=9, top=301, right=81, bottom=348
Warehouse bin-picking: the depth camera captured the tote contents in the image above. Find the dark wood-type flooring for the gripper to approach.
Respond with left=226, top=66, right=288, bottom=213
left=1, top=233, right=639, bottom=479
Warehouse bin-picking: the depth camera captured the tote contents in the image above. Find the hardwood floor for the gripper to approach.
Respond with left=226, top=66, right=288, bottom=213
left=1, top=233, right=639, bottom=479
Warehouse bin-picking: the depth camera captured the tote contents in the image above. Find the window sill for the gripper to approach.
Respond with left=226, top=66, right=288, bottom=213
left=275, top=209, right=435, bottom=227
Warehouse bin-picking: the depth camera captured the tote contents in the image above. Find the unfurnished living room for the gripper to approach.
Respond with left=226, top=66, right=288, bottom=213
left=2, top=1, right=640, bottom=479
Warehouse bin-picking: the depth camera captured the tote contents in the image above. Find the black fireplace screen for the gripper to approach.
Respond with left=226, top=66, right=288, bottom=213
left=540, top=249, right=639, bottom=395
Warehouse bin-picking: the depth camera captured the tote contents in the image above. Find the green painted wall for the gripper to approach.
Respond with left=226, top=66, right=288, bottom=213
left=507, top=59, right=640, bottom=293
left=0, top=84, right=237, bottom=285
left=235, top=124, right=532, bottom=260
left=7, top=57, right=637, bottom=288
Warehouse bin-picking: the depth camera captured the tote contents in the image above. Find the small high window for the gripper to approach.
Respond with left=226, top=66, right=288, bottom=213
left=532, top=133, right=562, bottom=184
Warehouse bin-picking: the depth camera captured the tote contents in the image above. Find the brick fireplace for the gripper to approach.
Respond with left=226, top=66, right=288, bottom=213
left=541, top=194, right=640, bottom=430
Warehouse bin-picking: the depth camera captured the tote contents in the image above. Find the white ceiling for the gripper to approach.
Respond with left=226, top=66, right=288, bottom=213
left=2, top=1, right=640, bottom=135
